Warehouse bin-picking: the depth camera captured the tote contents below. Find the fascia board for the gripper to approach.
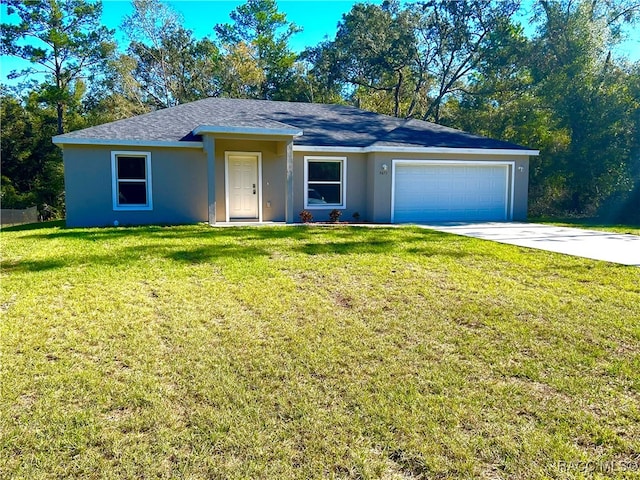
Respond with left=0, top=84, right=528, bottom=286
left=368, top=146, right=540, bottom=156
left=52, top=138, right=539, bottom=157
left=52, top=137, right=204, bottom=149
left=293, top=145, right=540, bottom=156
left=293, top=145, right=364, bottom=153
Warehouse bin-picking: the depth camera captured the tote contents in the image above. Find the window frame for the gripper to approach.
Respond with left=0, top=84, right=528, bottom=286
left=304, top=156, right=347, bottom=209
left=111, top=151, right=153, bottom=211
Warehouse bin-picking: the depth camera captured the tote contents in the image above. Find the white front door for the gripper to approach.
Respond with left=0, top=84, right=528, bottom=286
left=227, top=154, right=259, bottom=219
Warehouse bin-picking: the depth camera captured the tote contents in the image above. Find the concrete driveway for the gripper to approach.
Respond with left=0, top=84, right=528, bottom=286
left=419, top=222, right=640, bottom=266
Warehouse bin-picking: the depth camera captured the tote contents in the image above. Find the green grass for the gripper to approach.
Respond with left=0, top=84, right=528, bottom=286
left=2, top=224, right=639, bottom=479
left=531, top=217, right=640, bottom=235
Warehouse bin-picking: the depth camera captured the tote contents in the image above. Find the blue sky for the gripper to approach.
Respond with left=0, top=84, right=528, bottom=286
left=1, top=0, right=639, bottom=86
left=102, top=0, right=357, bottom=51
left=0, top=0, right=358, bottom=84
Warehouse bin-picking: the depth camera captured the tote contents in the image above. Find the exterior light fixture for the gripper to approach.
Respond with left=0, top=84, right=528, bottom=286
left=380, top=163, right=389, bottom=175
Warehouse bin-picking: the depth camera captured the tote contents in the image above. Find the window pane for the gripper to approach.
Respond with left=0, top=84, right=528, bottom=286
left=118, top=182, right=147, bottom=205
left=308, top=161, right=341, bottom=182
left=118, top=156, right=146, bottom=179
left=309, top=183, right=341, bottom=205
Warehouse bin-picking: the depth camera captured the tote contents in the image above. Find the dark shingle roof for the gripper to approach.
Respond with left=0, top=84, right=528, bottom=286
left=54, top=97, right=533, bottom=151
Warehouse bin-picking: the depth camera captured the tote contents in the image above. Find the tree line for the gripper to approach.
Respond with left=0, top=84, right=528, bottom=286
left=1, top=0, right=639, bottom=223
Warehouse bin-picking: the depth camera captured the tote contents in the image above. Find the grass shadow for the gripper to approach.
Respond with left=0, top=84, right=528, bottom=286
left=21, top=224, right=315, bottom=242
left=1, top=220, right=65, bottom=232
left=3, top=239, right=273, bottom=273
left=168, top=244, right=271, bottom=263
left=21, top=224, right=180, bottom=241
left=295, top=239, right=394, bottom=255
left=1, top=258, right=67, bottom=272
left=5, top=224, right=480, bottom=272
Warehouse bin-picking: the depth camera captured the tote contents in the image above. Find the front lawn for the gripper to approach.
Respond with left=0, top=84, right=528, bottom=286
left=1, top=224, right=639, bottom=479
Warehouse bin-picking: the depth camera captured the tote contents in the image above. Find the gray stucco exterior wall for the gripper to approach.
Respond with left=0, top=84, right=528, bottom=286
left=63, top=139, right=292, bottom=227
left=63, top=145, right=208, bottom=227
left=213, top=138, right=288, bottom=222
left=513, top=156, right=530, bottom=220
left=62, top=142, right=530, bottom=227
left=292, top=151, right=368, bottom=223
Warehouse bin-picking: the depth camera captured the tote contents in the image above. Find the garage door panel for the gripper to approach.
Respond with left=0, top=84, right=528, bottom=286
left=394, top=163, right=509, bottom=222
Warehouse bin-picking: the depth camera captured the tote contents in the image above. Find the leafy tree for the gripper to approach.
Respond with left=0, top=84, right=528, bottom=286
left=1, top=87, right=64, bottom=214
left=306, top=0, right=522, bottom=121
left=412, top=0, right=522, bottom=122
left=1, top=91, right=37, bottom=208
left=275, top=59, right=344, bottom=104
left=1, top=0, right=115, bottom=134
left=528, top=0, right=640, bottom=216
left=299, top=41, right=348, bottom=104
left=121, top=0, right=222, bottom=109
left=307, top=1, right=418, bottom=116
left=214, top=0, right=301, bottom=100
left=218, top=42, right=266, bottom=99
left=83, top=54, right=151, bottom=123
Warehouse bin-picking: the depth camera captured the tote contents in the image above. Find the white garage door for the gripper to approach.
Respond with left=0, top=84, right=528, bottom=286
left=393, top=162, right=510, bottom=222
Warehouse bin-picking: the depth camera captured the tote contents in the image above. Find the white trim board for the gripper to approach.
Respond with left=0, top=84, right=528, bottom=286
left=294, top=145, right=539, bottom=156
left=53, top=138, right=538, bottom=157
left=53, top=137, right=204, bottom=148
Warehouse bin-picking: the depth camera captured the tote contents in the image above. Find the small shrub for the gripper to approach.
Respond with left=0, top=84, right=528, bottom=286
left=299, top=210, right=313, bottom=223
left=329, top=209, right=342, bottom=223
left=352, top=212, right=360, bottom=222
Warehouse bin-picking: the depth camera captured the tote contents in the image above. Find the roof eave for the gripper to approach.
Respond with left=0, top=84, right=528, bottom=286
left=52, top=137, right=204, bottom=148
left=294, top=145, right=540, bottom=156
left=52, top=137, right=538, bottom=157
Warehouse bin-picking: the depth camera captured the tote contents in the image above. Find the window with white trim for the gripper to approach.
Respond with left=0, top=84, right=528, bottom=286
left=304, top=156, right=346, bottom=208
left=111, top=151, right=153, bottom=210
